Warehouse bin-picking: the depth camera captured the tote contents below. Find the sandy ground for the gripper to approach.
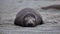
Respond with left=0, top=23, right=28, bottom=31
left=0, top=0, right=60, bottom=34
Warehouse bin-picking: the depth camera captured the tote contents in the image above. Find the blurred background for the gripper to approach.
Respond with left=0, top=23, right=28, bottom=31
left=0, top=0, right=60, bottom=34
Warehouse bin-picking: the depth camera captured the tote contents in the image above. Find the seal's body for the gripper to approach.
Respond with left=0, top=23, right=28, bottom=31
left=41, top=5, right=60, bottom=10
left=14, top=8, right=43, bottom=27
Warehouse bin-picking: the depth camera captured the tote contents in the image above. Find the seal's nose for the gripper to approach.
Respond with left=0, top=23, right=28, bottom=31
left=27, top=23, right=34, bottom=27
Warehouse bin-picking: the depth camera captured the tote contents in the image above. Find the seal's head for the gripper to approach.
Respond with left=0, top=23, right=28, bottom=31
left=23, top=14, right=36, bottom=27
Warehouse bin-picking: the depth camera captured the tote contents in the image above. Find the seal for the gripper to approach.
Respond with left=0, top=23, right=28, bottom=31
left=14, top=8, right=43, bottom=27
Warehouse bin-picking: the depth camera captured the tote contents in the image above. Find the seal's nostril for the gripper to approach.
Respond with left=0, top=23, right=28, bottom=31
left=27, top=23, right=33, bottom=26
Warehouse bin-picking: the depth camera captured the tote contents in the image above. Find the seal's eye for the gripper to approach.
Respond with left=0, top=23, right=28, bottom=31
left=24, top=14, right=36, bottom=22
left=25, top=16, right=35, bottom=21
